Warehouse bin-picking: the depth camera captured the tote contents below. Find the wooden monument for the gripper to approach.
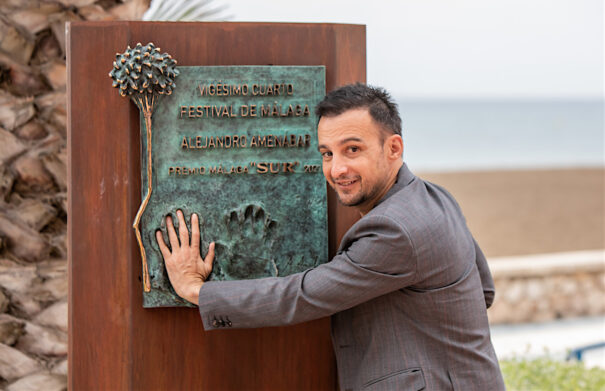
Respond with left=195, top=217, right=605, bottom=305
left=68, top=22, right=365, bottom=390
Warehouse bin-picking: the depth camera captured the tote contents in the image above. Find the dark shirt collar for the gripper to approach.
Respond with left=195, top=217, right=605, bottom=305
left=375, top=162, right=416, bottom=207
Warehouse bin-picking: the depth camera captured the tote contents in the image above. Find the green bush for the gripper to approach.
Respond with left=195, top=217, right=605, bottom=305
left=501, top=357, right=605, bottom=390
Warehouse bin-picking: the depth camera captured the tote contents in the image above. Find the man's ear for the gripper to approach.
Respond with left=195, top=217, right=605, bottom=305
left=385, top=134, right=404, bottom=160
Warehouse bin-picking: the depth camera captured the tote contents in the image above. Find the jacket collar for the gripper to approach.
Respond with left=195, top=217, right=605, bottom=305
left=374, top=162, right=416, bottom=207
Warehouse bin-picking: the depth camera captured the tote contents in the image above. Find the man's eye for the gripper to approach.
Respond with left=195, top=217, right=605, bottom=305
left=349, top=146, right=359, bottom=153
left=321, top=151, right=332, bottom=158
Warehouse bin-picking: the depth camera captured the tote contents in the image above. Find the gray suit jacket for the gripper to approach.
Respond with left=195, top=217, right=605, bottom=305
left=198, top=163, right=505, bottom=391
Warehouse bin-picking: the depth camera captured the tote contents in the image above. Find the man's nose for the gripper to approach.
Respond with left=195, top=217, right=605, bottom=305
left=330, top=156, right=349, bottom=179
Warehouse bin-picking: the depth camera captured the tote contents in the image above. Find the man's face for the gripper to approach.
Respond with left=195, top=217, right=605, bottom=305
left=317, top=108, right=393, bottom=210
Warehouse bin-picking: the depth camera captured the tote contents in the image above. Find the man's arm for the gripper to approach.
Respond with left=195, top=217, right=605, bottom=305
left=473, top=237, right=495, bottom=308
left=159, top=212, right=417, bottom=330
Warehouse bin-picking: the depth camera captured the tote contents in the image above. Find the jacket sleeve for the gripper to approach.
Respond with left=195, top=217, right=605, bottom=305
left=198, top=214, right=418, bottom=330
left=473, top=237, right=495, bottom=308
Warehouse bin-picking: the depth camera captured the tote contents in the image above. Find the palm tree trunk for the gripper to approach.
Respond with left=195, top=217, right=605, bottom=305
left=133, top=109, right=153, bottom=292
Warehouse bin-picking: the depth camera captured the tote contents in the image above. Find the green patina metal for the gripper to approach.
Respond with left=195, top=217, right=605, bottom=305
left=140, top=66, right=328, bottom=307
left=109, top=42, right=180, bottom=294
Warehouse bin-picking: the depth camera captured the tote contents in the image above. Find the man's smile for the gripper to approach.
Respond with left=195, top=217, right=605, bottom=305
left=333, top=177, right=360, bottom=190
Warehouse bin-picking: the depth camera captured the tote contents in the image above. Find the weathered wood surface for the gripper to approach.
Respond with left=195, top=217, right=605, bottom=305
left=68, top=22, right=365, bottom=390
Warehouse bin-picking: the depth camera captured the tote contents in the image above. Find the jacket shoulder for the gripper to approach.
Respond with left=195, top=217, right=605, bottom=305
left=339, top=209, right=418, bottom=278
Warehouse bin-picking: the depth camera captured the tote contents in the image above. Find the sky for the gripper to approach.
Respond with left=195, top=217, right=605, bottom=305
left=225, top=0, right=603, bottom=100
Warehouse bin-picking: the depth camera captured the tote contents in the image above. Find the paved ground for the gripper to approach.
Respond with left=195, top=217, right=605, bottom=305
left=490, top=316, right=605, bottom=368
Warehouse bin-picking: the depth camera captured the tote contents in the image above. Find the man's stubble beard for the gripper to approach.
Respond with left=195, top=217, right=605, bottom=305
left=331, top=171, right=389, bottom=208
left=332, top=179, right=369, bottom=207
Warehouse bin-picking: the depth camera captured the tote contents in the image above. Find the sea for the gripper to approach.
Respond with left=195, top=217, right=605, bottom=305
left=396, top=99, right=604, bottom=172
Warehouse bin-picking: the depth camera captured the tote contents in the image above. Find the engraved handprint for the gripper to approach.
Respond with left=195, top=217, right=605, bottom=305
left=213, top=204, right=278, bottom=280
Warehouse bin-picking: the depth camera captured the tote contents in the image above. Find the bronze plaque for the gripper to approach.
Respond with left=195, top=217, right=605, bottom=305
left=137, top=65, right=328, bottom=307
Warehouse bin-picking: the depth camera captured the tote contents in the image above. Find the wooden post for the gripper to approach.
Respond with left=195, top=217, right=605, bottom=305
left=68, top=22, right=365, bottom=390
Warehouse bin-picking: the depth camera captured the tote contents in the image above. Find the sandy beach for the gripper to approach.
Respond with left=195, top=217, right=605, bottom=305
left=419, top=168, right=604, bottom=257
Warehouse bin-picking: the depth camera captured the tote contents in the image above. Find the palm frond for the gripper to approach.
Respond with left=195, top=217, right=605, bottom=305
left=142, top=0, right=230, bottom=21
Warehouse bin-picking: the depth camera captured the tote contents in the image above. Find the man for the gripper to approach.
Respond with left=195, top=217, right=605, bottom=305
left=156, top=84, right=505, bottom=390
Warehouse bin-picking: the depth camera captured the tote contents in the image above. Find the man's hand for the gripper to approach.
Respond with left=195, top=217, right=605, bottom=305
left=156, top=210, right=215, bottom=305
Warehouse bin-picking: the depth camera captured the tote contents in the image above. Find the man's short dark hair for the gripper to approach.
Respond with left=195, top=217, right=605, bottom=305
left=315, top=83, right=402, bottom=137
